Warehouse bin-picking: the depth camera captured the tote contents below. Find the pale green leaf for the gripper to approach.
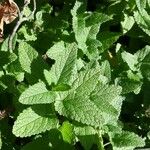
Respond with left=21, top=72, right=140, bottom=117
left=19, top=82, right=56, bottom=104
left=55, top=95, right=104, bottom=128
left=73, top=67, right=100, bottom=97
left=18, top=42, right=38, bottom=73
left=74, top=125, right=98, bottom=150
left=55, top=67, right=122, bottom=127
left=121, top=51, right=138, bottom=71
left=121, top=14, right=135, bottom=34
left=13, top=107, right=58, bottom=137
left=47, top=42, right=77, bottom=85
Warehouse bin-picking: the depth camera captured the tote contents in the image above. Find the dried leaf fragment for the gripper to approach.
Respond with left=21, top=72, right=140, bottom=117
left=0, top=0, right=18, bottom=42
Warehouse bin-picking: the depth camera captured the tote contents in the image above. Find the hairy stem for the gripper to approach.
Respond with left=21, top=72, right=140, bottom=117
left=8, top=0, right=36, bottom=52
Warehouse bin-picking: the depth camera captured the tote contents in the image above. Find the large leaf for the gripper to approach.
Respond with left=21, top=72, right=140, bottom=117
left=46, top=42, right=77, bottom=85
left=90, top=83, right=122, bottom=117
left=55, top=66, right=122, bottom=127
left=13, top=106, right=58, bottom=137
left=55, top=95, right=104, bottom=128
left=19, top=82, right=56, bottom=104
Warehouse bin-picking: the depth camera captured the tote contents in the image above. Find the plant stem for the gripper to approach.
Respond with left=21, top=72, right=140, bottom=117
left=8, top=0, right=36, bottom=53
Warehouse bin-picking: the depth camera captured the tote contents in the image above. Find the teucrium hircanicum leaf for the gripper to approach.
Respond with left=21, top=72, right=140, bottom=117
left=59, top=121, right=75, bottom=144
left=121, top=51, right=138, bottom=71
left=55, top=95, right=104, bottom=128
left=71, top=0, right=111, bottom=53
left=110, top=131, right=145, bottom=150
left=46, top=42, right=77, bottom=85
left=19, top=82, right=56, bottom=104
left=13, top=107, right=58, bottom=137
left=18, top=42, right=38, bottom=73
left=134, top=0, right=150, bottom=36
left=73, top=67, right=101, bottom=97
left=74, top=125, right=98, bottom=150
left=55, top=66, right=122, bottom=127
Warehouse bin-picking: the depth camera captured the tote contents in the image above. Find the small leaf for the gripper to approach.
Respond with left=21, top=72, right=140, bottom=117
left=121, top=51, right=138, bottom=71
left=59, top=121, right=75, bottom=144
left=13, top=107, right=58, bottom=137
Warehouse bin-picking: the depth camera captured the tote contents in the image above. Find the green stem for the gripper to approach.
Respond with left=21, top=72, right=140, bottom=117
left=97, top=130, right=105, bottom=150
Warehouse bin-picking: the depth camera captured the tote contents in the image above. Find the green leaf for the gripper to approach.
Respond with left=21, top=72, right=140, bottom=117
left=90, top=83, right=122, bottom=117
left=18, top=25, right=37, bottom=41
left=121, top=14, right=135, bottom=34
left=74, top=125, right=98, bottom=150
left=101, top=60, right=111, bottom=81
left=55, top=66, right=122, bottom=127
left=121, top=51, right=138, bottom=71
left=71, top=0, right=111, bottom=53
left=136, top=46, right=150, bottom=62
left=0, top=52, right=17, bottom=67
left=19, top=82, right=56, bottom=104
left=21, top=137, right=51, bottom=150
left=13, top=107, right=58, bottom=137
left=97, top=32, right=121, bottom=52
left=140, top=52, right=150, bottom=80
left=59, top=121, right=75, bottom=144
left=134, top=11, right=150, bottom=36
left=73, top=67, right=101, bottom=97
left=110, top=131, right=145, bottom=150
left=55, top=95, right=104, bottom=128
left=46, top=42, right=77, bottom=85
left=18, top=42, right=38, bottom=73
left=134, top=0, right=150, bottom=36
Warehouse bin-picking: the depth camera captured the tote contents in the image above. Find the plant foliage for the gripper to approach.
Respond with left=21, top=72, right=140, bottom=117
left=0, top=0, right=150, bottom=149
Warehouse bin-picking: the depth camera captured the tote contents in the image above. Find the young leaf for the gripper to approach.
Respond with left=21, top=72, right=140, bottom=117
left=13, top=107, right=58, bottom=137
left=59, top=121, right=75, bottom=144
left=19, top=82, right=56, bottom=104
